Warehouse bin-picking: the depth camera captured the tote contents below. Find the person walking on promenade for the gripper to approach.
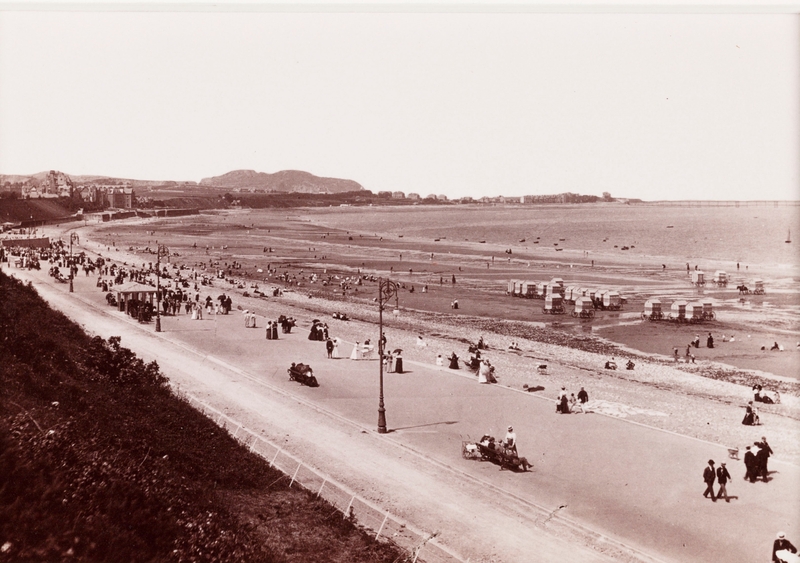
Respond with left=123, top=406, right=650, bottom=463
left=755, top=440, right=771, bottom=482
left=759, top=436, right=774, bottom=479
left=707, top=332, right=714, bottom=349
left=744, top=446, right=758, bottom=482
left=577, top=386, right=589, bottom=404
left=716, top=462, right=732, bottom=502
left=332, top=337, right=340, bottom=359
left=703, top=460, right=717, bottom=501
left=326, top=338, right=334, bottom=359
left=773, top=532, right=797, bottom=563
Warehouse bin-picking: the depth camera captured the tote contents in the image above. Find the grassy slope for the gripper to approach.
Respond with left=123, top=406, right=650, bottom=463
left=0, top=271, right=402, bottom=563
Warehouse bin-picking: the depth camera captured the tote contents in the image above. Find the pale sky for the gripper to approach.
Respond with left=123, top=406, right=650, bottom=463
left=0, top=6, right=798, bottom=200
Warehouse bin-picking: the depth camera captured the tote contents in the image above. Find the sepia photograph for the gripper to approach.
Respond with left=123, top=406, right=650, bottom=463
left=1, top=2, right=798, bottom=562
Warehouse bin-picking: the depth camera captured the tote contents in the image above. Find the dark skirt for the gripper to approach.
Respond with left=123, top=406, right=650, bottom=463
left=395, top=358, right=404, bottom=373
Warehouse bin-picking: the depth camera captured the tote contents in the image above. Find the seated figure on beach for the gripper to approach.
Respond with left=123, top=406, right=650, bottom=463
left=742, top=401, right=758, bottom=425
left=604, top=358, right=617, bottom=370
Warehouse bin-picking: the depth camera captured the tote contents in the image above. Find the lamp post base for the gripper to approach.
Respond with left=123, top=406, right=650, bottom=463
left=69, top=279, right=73, bottom=293
left=155, top=316, right=162, bottom=332
left=377, top=407, right=387, bottom=434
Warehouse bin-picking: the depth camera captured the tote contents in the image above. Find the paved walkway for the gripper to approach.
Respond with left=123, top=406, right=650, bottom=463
left=7, top=259, right=799, bottom=563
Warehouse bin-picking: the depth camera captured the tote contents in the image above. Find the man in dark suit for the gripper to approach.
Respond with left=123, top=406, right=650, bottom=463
left=716, top=462, right=731, bottom=502
left=702, top=459, right=717, bottom=501
left=773, top=532, right=797, bottom=563
left=755, top=441, right=770, bottom=482
left=759, top=436, right=774, bottom=480
left=744, top=446, right=758, bottom=482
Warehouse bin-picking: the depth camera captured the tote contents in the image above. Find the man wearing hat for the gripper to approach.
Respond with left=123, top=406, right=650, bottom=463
left=702, top=459, right=717, bottom=501
left=503, top=426, right=517, bottom=454
left=772, top=532, right=797, bottom=563
left=716, top=461, right=732, bottom=502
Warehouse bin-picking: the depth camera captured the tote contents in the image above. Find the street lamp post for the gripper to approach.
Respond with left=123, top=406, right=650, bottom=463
left=68, top=233, right=78, bottom=293
left=377, top=278, right=399, bottom=434
left=155, top=244, right=168, bottom=332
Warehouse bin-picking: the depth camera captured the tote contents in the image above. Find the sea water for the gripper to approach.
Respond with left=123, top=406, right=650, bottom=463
left=304, top=204, right=800, bottom=271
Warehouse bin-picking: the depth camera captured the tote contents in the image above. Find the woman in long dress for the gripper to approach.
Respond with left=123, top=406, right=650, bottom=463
left=350, top=342, right=360, bottom=360
left=448, top=353, right=459, bottom=369
left=742, top=402, right=756, bottom=425
left=478, top=360, right=489, bottom=383
left=332, top=338, right=340, bottom=358
left=394, top=353, right=403, bottom=373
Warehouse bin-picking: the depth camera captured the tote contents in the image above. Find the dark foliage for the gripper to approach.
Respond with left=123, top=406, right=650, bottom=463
left=0, top=271, right=402, bottom=563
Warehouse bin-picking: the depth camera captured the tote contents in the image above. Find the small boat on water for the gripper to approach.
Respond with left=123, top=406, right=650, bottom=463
left=434, top=238, right=440, bottom=241
left=787, top=229, right=792, bottom=243
left=666, top=225, right=673, bottom=228
left=479, top=240, right=486, bottom=243
left=519, top=238, right=526, bottom=243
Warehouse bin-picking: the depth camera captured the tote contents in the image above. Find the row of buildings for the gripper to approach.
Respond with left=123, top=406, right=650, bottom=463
left=2, top=171, right=135, bottom=209
left=378, top=192, right=599, bottom=204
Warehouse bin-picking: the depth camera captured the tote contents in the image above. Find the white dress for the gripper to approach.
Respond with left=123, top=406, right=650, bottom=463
left=332, top=339, right=340, bottom=359
left=350, top=343, right=360, bottom=360
left=477, top=362, right=489, bottom=384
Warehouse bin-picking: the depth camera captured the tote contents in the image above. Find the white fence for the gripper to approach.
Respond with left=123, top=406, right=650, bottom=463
left=184, top=393, right=465, bottom=563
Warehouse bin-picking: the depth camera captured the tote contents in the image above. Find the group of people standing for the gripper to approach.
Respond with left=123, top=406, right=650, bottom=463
left=556, top=386, right=589, bottom=414
left=743, top=437, right=774, bottom=483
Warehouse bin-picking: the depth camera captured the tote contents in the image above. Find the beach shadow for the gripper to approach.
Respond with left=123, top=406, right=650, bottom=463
left=390, top=420, right=459, bottom=432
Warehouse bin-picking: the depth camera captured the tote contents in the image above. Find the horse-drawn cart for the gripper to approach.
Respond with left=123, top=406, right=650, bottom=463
left=288, top=363, right=319, bottom=387
left=462, top=436, right=532, bottom=471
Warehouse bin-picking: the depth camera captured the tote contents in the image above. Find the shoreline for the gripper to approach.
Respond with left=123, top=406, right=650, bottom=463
left=22, top=208, right=798, bottom=381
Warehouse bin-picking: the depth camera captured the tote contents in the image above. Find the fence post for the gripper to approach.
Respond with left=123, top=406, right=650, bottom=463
left=344, top=495, right=355, bottom=519
left=376, top=514, right=388, bottom=540
left=289, top=461, right=302, bottom=487
left=317, top=479, right=326, bottom=497
left=270, top=449, right=280, bottom=467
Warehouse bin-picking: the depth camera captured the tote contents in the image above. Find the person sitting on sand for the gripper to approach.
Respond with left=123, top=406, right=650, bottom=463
left=742, top=401, right=758, bottom=426
left=508, top=341, right=521, bottom=351
left=626, top=359, right=635, bottom=370
left=605, top=358, right=617, bottom=370
left=770, top=341, right=781, bottom=351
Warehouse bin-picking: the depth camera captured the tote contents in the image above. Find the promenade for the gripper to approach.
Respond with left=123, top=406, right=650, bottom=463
left=6, top=257, right=799, bottom=563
